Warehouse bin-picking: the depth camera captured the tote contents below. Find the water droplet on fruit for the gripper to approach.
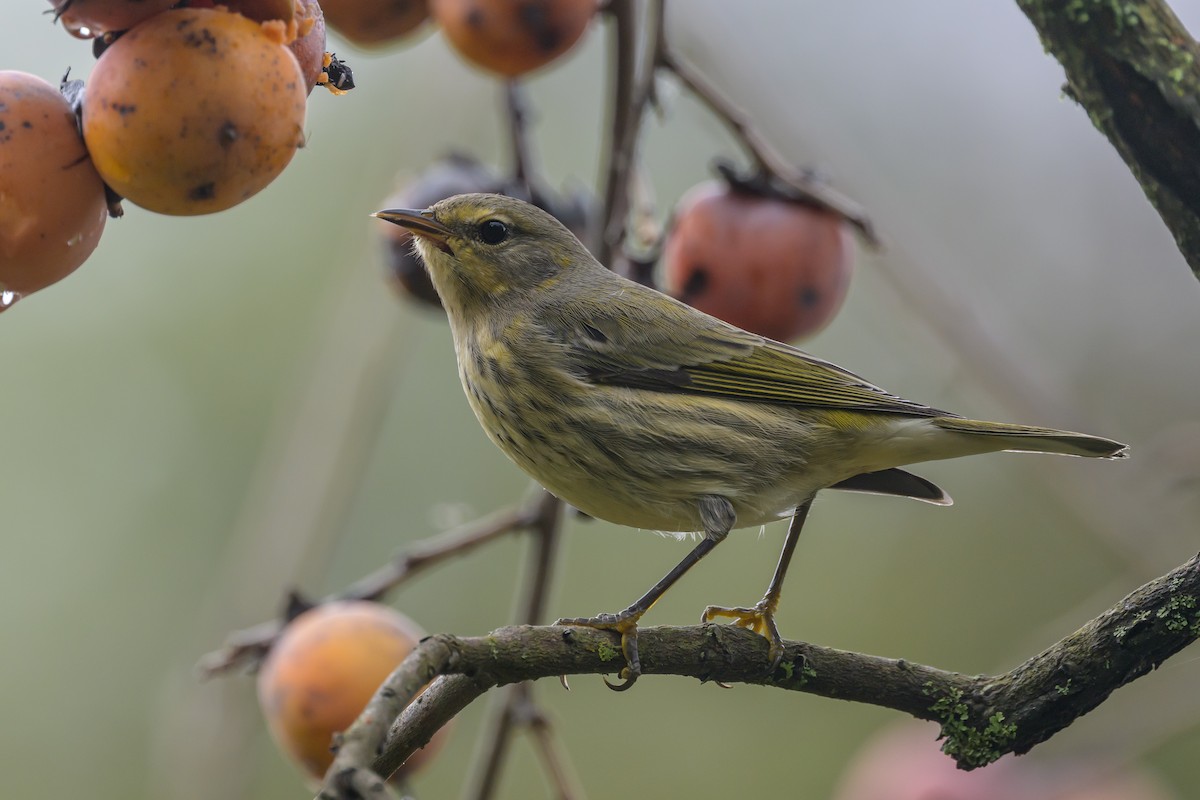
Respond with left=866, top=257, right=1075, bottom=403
left=61, top=18, right=96, bottom=39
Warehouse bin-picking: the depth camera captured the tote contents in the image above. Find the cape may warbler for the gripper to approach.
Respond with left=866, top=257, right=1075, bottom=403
left=375, top=194, right=1127, bottom=687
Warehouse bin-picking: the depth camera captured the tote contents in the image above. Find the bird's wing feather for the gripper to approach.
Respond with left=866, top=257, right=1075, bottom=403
left=547, top=284, right=949, bottom=417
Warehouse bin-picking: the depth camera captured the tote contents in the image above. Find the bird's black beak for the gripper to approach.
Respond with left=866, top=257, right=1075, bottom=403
left=372, top=208, right=454, bottom=254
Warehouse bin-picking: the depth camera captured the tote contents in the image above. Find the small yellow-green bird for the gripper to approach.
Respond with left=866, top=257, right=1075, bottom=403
left=375, top=193, right=1127, bottom=687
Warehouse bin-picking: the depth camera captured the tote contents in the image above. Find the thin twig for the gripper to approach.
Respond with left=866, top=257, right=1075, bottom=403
left=598, top=0, right=880, bottom=260
left=463, top=694, right=522, bottom=800
left=521, top=695, right=583, bottom=800
left=505, top=81, right=535, bottom=197
left=463, top=491, right=565, bottom=800
left=594, top=0, right=639, bottom=266
left=656, top=43, right=880, bottom=246
left=198, top=504, right=531, bottom=677
left=603, top=0, right=666, bottom=284
left=466, top=682, right=583, bottom=800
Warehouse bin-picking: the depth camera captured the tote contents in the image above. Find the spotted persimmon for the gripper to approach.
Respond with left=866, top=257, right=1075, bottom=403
left=256, top=601, right=450, bottom=784
left=320, top=0, right=429, bottom=47
left=81, top=7, right=307, bottom=216
left=431, top=0, right=597, bottom=77
left=663, top=181, right=854, bottom=342
left=0, top=72, right=107, bottom=307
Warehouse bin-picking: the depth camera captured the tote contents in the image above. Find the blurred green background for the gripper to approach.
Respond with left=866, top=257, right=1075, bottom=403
left=3, top=2, right=1199, bottom=798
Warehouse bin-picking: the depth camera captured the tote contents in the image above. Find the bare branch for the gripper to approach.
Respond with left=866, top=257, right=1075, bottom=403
left=311, top=552, right=1200, bottom=796
left=198, top=504, right=530, bottom=677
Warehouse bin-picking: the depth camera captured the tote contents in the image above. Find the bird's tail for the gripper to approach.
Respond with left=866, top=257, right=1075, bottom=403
left=933, top=418, right=1128, bottom=459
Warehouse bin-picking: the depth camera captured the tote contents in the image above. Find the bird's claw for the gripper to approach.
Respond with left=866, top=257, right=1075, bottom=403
left=702, top=600, right=786, bottom=673
left=555, top=611, right=644, bottom=690
left=602, top=667, right=639, bottom=691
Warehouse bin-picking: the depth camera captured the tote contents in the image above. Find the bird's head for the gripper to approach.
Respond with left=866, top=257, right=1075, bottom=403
left=374, top=193, right=594, bottom=318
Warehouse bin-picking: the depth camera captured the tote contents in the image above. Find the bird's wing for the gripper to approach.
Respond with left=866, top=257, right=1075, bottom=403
left=548, top=285, right=949, bottom=418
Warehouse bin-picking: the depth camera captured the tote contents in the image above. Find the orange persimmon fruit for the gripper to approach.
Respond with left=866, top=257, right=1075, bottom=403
left=257, top=601, right=451, bottom=784
left=0, top=71, right=107, bottom=305
left=431, top=0, right=597, bottom=77
left=81, top=6, right=307, bottom=215
left=663, top=181, right=854, bottom=342
left=320, top=0, right=429, bottom=47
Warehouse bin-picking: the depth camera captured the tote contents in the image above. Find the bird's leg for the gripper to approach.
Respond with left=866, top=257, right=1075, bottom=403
left=556, top=496, right=735, bottom=691
left=702, top=498, right=813, bottom=672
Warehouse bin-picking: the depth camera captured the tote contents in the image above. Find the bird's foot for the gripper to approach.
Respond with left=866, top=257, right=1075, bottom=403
left=555, top=609, right=645, bottom=691
left=701, top=600, right=785, bottom=672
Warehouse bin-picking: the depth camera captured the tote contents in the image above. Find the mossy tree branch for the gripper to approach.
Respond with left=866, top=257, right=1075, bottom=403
left=1017, top=0, right=1200, bottom=280
left=315, top=553, right=1200, bottom=797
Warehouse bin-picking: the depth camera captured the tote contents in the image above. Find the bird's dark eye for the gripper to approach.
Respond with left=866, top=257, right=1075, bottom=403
left=478, top=219, right=510, bottom=245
